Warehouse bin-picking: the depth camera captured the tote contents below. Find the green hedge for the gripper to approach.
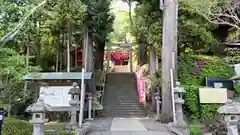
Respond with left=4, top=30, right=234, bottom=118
left=2, top=117, right=32, bottom=135
left=178, top=55, right=234, bottom=120
left=2, top=117, right=74, bottom=135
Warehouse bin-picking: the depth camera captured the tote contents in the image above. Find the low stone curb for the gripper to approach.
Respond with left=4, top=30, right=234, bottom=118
left=166, top=124, right=190, bottom=135
left=75, top=122, right=91, bottom=135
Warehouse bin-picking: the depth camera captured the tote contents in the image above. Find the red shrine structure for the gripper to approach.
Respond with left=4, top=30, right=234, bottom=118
left=70, top=46, right=130, bottom=66
left=105, top=50, right=129, bottom=65
left=70, top=47, right=83, bottom=65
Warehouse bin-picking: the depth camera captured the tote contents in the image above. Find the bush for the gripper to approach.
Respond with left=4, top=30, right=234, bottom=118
left=2, top=117, right=32, bottom=135
left=178, top=55, right=234, bottom=120
left=2, top=117, right=74, bottom=135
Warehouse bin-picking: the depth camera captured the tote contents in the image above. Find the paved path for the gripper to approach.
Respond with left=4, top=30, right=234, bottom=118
left=86, top=117, right=174, bottom=135
left=88, top=131, right=173, bottom=135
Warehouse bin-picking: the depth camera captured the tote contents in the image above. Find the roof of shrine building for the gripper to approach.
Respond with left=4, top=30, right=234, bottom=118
left=24, top=72, right=93, bottom=81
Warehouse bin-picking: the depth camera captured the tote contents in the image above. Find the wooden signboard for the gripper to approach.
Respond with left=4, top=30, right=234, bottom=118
left=39, top=86, right=74, bottom=112
left=199, top=87, right=228, bottom=104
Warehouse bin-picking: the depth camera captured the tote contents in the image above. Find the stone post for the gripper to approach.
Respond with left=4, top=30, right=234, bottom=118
left=218, top=100, right=240, bottom=135
left=155, top=92, right=161, bottom=120
left=26, top=96, right=46, bottom=135
left=88, top=93, right=93, bottom=120
left=67, top=82, right=80, bottom=130
left=173, top=81, right=187, bottom=126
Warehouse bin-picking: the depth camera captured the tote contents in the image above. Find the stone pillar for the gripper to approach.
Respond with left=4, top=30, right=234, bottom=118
left=173, top=81, right=187, bottom=126
left=67, top=82, right=80, bottom=130
left=88, top=93, right=93, bottom=120
left=155, top=92, right=161, bottom=120
left=25, top=96, right=46, bottom=135
left=218, top=100, right=240, bottom=135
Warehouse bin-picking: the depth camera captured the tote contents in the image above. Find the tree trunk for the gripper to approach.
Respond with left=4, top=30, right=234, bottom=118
left=56, top=54, right=59, bottom=72
left=59, top=53, right=63, bottom=71
left=35, top=44, right=41, bottom=66
left=88, top=32, right=94, bottom=72
left=95, top=42, right=105, bottom=70
left=83, top=27, right=94, bottom=72
left=23, top=46, right=29, bottom=101
left=75, top=45, right=78, bottom=68
left=161, top=0, right=177, bottom=123
left=59, top=32, right=64, bottom=71
left=139, top=42, right=147, bottom=66
left=149, top=46, right=157, bottom=111
left=63, top=32, right=67, bottom=70
left=156, top=54, right=159, bottom=70
left=67, top=22, right=72, bottom=72
left=127, top=0, right=133, bottom=27
left=8, top=91, right=11, bottom=117
left=83, top=27, right=97, bottom=103
left=128, top=44, right=133, bottom=72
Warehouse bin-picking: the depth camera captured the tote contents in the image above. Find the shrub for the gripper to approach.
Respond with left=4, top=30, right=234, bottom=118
left=2, top=117, right=32, bottom=135
left=2, top=117, right=74, bottom=135
left=178, top=55, right=234, bottom=120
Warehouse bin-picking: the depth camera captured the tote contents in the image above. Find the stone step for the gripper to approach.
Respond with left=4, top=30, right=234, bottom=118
left=103, top=112, right=146, bottom=117
left=103, top=111, right=146, bottom=115
left=103, top=73, right=145, bottom=117
left=104, top=105, right=144, bottom=109
left=104, top=110, right=146, bottom=113
left=103, top=102, right=142, bottom=105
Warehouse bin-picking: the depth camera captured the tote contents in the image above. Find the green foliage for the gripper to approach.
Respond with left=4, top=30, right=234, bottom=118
left=93, top=100, right=103, bottom=111
left=224, top=47, right=240, bottom=64
left=2, top=117, right=32, bottom=135
left=91, top=0, right=114, bottom=44
left=178, top=3, right=217, bottom=53
left=132, top=0, right=217, bottom=54
left=108, top=11, right=131, bottom=42
left=234, top=84, right=240, bottom=97
left=189, top=126, right=202, bottom=135
left=178, top=54, right=234, bottom=119
left=0, top=47, right=40, bottom=115
left=2, top=117, right=74, bottom=135
left=133, top=0, right=162, bottom=51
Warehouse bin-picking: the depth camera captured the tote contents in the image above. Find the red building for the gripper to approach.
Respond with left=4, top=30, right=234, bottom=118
left=70, top=46, right=130, bottom=66
left=70, top=47, right=83, bottom=65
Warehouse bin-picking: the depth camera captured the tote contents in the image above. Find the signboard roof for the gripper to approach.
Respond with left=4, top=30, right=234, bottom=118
left=24, top=72, right=92, bottom=81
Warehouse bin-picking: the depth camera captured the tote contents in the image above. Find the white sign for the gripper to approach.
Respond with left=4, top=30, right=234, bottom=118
left=199, top=87, right=228, bottom=103
left=40, top=86, right=72, bottom=107
left=214, top=82, right=223, bottom=88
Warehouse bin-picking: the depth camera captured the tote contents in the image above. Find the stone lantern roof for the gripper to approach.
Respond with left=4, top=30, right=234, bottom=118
left=69, top=82, right=80, bottom=95
left=217, top=100, right=240, bottom=115
left=25, top=96, right=50, bottom=113
left=174, top=82, right=186, bottom=93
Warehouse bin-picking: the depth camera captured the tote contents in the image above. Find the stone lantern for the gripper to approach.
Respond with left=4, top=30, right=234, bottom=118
left=218, top=100, right=240, bottom=135
left=173, top=81, right=187, bottom=127
left=67, top=82, right=80, bottom=129
left=26, top=96, right=48, bottom=135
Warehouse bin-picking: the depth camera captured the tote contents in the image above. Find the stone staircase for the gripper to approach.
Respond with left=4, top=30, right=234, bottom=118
left=112, top=65, right=129, bottom=72
left=102, top=72, right=146, bottom=117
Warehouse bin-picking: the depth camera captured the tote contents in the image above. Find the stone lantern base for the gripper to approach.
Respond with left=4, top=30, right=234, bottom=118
left=66, top=123, right=78, bottom=130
